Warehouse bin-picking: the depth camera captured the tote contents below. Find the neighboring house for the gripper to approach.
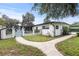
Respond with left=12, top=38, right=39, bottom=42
left=32, top=21, right=69, bottom=37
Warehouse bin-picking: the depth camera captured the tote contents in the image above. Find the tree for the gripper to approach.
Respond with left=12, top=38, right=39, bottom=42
left=32, top=3, right=78, bottom=20
left=2, top=15, right=19, bottom=28
left=0, top=18, right=6, bottom=26
left=44, top=18, right=51, bottom=23
left=22, top=12, right=35, bottom=26
left=2, top=15, right=9, bottom=20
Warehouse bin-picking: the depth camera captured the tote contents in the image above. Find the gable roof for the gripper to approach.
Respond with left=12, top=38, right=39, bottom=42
left=34, top=21, right=69, bottom=26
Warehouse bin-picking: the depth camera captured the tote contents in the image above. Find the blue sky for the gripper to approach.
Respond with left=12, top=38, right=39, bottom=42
left=0, top=3, right=79, bottom=24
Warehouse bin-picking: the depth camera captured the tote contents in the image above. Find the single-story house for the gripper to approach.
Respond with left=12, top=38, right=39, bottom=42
left=32, top=21, right=69, bottom=37
left=0, top=21, right=69, bottom=39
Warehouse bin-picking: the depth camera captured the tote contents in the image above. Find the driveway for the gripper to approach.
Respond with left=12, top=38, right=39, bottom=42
left=15, top=35, right=75, bottom=56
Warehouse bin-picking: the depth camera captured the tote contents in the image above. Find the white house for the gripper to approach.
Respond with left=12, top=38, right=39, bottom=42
left=32, top=21, right=69, bottom=37
left=0, top=21, right=69, bottom=39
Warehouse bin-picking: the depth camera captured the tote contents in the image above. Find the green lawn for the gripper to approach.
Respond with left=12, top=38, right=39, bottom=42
left=0, top=38, right=45, bottom=56
left=23, top=34, right=53, bottom=42
left=56, top=36, right=79, bottom=56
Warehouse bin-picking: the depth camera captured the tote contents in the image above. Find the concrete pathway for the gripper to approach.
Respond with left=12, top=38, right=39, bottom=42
left=15, top=35, right=75, bottom=56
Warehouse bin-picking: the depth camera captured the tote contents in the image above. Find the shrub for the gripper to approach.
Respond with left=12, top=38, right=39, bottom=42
left=62, top=27, right=70, bottom=35
left=6, top=28, right=12, bottom=35
left=35, top=29, right=40, bottom=33
left=77, top=33, right=79, bottom=37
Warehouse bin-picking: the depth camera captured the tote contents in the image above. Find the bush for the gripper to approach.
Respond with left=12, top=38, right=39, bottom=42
left=62, top=27, right=70, bottom=35
left=35, top=29, right=40, bottom=33
left=77, top=33, right=79, bottom=37
left=6, top=28, right=12, bottom=35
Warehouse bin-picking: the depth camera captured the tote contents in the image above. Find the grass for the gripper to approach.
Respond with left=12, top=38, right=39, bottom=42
left=56, top=36, right=79, bottom=56
left=23, top=34, right=53, bottom=42
left=0, top=38, right=45, bottom=56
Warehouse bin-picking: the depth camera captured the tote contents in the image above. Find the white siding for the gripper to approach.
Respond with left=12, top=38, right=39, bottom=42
left=42, top=24, right=50, bottom=36
left=1, top=29, right=6, bottom=39
left=49, top=24, right=54, bottom=37
left=55, top=25, right=62, bottom=36
left=33, top=24, right=55, bottom=37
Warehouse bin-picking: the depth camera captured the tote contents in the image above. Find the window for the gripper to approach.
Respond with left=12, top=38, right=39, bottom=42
left=36, top=27, right=38, bottom=30
left=56, top=26, right=59, bottom=29
left=6, top=28, right=12, bottom=35
left=42, top=26, right=49, bottom=29
left=35, top=27, right=39, bottom=33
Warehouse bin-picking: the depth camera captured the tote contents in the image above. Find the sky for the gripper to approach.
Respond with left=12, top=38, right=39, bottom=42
left=0, top=3, right=79, bottom=25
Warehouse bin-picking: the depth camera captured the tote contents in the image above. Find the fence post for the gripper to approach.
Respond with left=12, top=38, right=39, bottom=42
left=12, top=26, right=15, bottom=37
left=33, top=27, right=35, bottom=35
left=22, top=27, right=25, bottom=36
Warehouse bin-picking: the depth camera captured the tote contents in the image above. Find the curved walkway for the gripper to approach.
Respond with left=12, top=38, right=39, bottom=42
left=15, top=35, right=75, bottom=56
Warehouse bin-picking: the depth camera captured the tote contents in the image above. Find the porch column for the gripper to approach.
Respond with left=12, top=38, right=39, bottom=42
left=22, top=27, right=25, bottom=36
left=33, top=27, right=35, bottom=35
left=12, top=26, right=15, bottom=37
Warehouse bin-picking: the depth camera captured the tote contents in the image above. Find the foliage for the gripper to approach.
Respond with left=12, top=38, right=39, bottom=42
left=0, top=38, right=45, bottom=56
left=2, top=14, right=19, bottom=28
left=56, top=37, right=79, bottom=56
left=6, top=28, right=12, bottom=35
left=62, top=27, right=70, bottom=35
left=44, top=18, right=51, bottom=23
left=22, top=12, right=35, bottom=26
left=77, top=33, right=79, bottom=37
left=0, top=18, right=6, bottom=25
left=32, top=3, right=78, bottom=20
left=70, top=22, right=79, bottom=32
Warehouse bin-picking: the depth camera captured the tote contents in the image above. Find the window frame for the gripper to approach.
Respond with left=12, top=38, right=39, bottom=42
left=42, top=25, right=49, bottom=29
left=56, top=25, right=59, bottom=29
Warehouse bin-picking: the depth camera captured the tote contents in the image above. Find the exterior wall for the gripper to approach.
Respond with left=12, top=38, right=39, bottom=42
left=33, top=25, right=43, bottom=34
left=42, top=29, right=50, bottom=36
left=42, top=24, right=54, bottom=37
left=33, top=24, right=54, bottom=37
left=41, top=24, right=50, bottom=36
left=1, top=27, right=15, bottom=39
left=54, top=25, right=63, bottom=36
left=1, top=29, right=6, bottom=39
left=41, top=24, right=63, bottom=37
left=49, top=24, right=54, bottom=37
